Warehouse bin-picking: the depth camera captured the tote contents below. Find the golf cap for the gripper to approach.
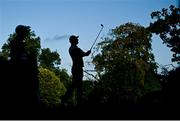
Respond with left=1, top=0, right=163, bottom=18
left=69, top=35, right=79, bottom=43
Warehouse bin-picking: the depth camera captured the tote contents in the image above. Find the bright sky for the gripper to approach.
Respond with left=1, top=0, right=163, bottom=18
left=0, top=0, right=178, bottom=75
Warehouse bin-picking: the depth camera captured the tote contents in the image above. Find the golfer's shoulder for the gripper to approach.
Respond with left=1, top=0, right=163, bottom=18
left=71, top=46, right=81, bottom=50
left=69, top=46, right=81, bottom=53
left=69, top=45, right=77, bottom=50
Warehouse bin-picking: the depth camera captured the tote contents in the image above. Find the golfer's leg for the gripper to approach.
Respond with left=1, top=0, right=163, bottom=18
left=76, top=68, right=83, bottom=105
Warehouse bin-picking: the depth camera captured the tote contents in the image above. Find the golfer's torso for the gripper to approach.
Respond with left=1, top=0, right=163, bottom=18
left=69, top=45, right=84, bottom=68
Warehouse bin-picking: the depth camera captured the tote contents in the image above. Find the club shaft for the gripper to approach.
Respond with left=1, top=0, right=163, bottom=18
left=90, top=26, right=103, bottom=50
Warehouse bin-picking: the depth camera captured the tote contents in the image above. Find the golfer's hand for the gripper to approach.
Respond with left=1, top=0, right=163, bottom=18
left=87, top=50, right=91, bottom=55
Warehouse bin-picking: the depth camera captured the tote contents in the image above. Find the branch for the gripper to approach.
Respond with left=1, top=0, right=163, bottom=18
left=84, top=70, right=99, bottom=81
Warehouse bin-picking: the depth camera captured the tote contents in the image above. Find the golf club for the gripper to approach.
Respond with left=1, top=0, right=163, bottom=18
left=90, top=24, right=104, bottom=50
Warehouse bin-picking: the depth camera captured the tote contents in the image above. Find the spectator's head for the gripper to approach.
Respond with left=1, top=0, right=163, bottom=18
left=15, top=25, right=30, bottom=37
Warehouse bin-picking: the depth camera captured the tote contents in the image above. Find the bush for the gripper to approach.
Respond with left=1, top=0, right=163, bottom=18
left=38, top=67, right=66, bottom=107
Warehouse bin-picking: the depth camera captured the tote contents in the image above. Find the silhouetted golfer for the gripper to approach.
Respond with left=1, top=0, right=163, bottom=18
left=63, top=35, right=91, bottom=105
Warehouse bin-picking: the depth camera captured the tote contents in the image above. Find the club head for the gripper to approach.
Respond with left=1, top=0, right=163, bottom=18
left=101, top=24, right=104, bottom=27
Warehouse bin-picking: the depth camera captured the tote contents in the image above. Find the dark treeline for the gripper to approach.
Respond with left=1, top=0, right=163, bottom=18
left=0, top=5, right=179, bottom=119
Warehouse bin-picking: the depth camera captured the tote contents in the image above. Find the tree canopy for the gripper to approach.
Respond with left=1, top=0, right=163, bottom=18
left=1, top=26, right=41, bottom=60
left=39, top=48, right=61, bottom=72
left=149, top=5, right=180, bottom=64
left=92, top=22, right=161, bottom=103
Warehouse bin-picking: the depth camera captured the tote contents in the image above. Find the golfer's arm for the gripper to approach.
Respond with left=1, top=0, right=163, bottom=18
left=79, top=49, right=90, bottom=57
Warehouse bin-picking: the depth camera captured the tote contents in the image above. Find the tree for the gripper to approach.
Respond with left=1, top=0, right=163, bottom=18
left=1, top=26, right=70, bottom=86
left=38, top=67, right=66, bottom=107
left=0, top=25, right=72, bottom=109
left=1, top=26, right=41, bottom=60
left=92, top=22, right=161, bottom=104
left=38, top=48, right=61, bottom=71
left=149, top=5, right=180, bottom=63
left=59, top=68, right=71, bottom=88
left=38, top=48, right=71, bottom=90
left=0, top=25, right=41, bottom=109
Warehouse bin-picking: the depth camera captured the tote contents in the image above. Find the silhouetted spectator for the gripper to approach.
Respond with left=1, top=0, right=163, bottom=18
left=8, top=25, right=39, bottom=111
left=9, top=25, right=30, bottom=64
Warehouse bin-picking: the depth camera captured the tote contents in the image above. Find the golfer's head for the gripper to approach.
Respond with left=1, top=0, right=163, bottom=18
left=69, top=35, right=79, bottom=45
